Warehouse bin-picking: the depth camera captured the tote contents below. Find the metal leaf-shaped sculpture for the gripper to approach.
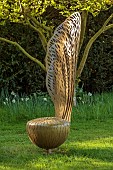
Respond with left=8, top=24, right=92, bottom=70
left=26, top=12, right=81, bottom=152
left=46, top=12, right=81, bottom=122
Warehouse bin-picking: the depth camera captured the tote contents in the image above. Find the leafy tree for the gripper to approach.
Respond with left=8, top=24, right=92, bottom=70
left=0, top=0, right=113, bottom=86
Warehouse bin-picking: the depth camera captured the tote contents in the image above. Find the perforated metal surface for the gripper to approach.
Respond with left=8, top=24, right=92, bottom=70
left=27, top=12, right=81, bottom=150
left=46, top=12, right=81, bottom=122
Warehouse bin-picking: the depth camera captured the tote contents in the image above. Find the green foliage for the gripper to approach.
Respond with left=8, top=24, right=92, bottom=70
left=0, top=90, right=54, bottom=122
left=0, top=0, right=112, bottom=24
left=73, top=92, right=113, bottom=121
left=80, top=7, right=113, bottom=93
left=0, top=7, right=113, bottom=94
left=0, top=2, right=113, bottom=94
left=52, top=0, right=111, bottom=16
left=0, top=91, right=113, bottom=168
left=0, top=119, right=113, bottom=169
left=0, top=90, right=113, bottom=122
left=0, top=0, right=49, bottom=23
left=0, top=21, right=46, bottom=94
left=1, top=119, right=113, bottom=169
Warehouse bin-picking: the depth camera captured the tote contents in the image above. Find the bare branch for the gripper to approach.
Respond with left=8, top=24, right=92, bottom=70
left=77, top=15, right=113, bottom=78
left=0, top=37, right=46, bottom=72
left=104, top=23, right=113, bottom=31
left=103, top=13, right=113, bottom=27
left=18, top=0, right=24, bottom=14
left=78, top=10, right=88, bottom=54
left=28, top=15, right=52, bottom=33
left=27, top=20, right=47, bottom=52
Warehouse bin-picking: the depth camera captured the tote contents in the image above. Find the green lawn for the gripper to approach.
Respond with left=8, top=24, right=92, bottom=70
left=0, top=119, right=113, bottom=170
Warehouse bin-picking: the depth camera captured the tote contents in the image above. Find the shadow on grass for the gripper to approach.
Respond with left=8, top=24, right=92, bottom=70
left=1, top=120, right=113, bottom=170
left=58, top=145, right=113, bottom=161
left=1, top=139, right=113, bottom=170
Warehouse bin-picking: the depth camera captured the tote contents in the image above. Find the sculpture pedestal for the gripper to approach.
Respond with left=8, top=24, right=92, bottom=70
left=26, top=117, right=70, bottom=151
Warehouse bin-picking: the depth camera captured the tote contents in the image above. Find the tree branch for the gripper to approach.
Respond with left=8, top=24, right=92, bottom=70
left=76, top=14, right=113, bottom=78
left=28, top=15, right=52, bottom=33
left=19, top=0, right=24, bottom=13
left=27, top=20, right=47, bottom=52
left=18, top=0, right=52, bottom=50
left=78, top=10, right=88, bottom=54
left=104, top=23, right=113, bottom=31
left=103, top=13, right=113, bottom=27
left=0, top=37, right=46, bottom=72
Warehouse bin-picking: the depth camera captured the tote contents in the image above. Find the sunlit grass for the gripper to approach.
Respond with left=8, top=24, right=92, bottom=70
left=0, top=119, right=113, bottom=170
left=0, top=91, right=113, bottom=169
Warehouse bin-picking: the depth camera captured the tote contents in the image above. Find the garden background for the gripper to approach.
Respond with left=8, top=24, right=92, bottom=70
left=0, top=6, right=113, bottom=95
left=0, top=2, right=113, bottom=170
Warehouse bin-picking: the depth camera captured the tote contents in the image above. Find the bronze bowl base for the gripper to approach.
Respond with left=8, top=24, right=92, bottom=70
left=26, top=117, right=70, bottom=151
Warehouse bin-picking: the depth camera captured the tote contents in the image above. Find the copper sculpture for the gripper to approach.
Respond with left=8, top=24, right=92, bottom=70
left=26, top=12, right=81, bottom=153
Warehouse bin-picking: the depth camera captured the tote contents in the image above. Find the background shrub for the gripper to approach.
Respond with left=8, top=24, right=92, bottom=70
left=80, top=7, right=113, bottom=93
left=0, top=7, right=113, bottom=95
left=0, top=21, right=46, bottom=95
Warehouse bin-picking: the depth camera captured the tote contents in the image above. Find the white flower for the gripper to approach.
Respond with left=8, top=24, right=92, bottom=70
left=43, top=98, right=47, bottom=101
left=21, top=98, right=24, bottom=101
left=12, top=99, right=16, bottom=103
left=79, top=88, right=83, bottom=93
left=25, top=97, right=29, bottom=101
left=73, top=97, right=76, bottom=106
left=6, top=98, right=8, bottom=101
left=11, top=91, right=16, bottom=97
left=78, top=97, right=82, bottom=100
left=82, top=101, right=84, bottom=104
left=3, top=102, right=6, bottom=105
left=33, top=93, right=37, bottom=97
left=11, top=91, right=15, bottom=95
left=88, top=92, right=92, bottom=97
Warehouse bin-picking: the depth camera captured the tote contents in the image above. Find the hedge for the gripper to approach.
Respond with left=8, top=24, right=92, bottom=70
left=0, top=7, right=113, bottom=95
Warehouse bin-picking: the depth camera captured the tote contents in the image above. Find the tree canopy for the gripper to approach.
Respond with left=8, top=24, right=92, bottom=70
left=0, top=0, right=113, bottom=94
left=0, top=0, right=112, bottom=25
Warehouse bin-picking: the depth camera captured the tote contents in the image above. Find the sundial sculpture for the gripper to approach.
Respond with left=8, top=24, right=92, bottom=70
left=26, top=12, right=81, bottom=153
